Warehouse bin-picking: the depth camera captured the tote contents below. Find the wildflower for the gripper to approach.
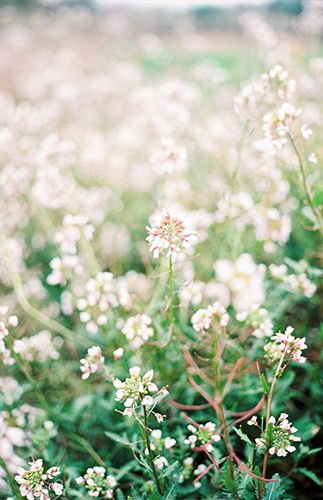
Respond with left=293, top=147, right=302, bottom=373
left=191, top=301, right=228, bottom=332
left=214, top=254, right=266, bottom=312
left=255, top=413, right=301, bottom=457
left=300, top=124, right=313, bottom=139
left=120, top=314, right=154, bottom=348
left=114, top=366, right=166, bottom=415
left=265, top=326, right=307, bottom=364
left=113, top=347, right=124, bottom=361
left=76, top=467, right=116, bottom=499
left=308, top=152, right=317, bottom=163
left=15, top=459, right=62, bottom=500
left=146, top=208, right=196, bottom=260
left=80, top=346, right=105, bottom=380
left=76, top=272, right=131, bottom=334
left=184, top=422, right=220, bottom=451
left=247, top=416, right=258, bottom=426
left=154, top=456, right=168, bottom=470
left=149, top=137, right=188, bottom=175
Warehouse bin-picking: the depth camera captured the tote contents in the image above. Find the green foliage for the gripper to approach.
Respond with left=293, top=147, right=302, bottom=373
left=263, top=474, right=283, bottom=500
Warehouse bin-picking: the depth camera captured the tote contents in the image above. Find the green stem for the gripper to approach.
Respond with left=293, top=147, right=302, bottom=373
left=262, top=343, right=289, bottom=483
left=6, top=334, right=53, bottom=415
left=79, top=232, right=101, bottom=276
left=213, top=324, right=238, bottom=498
left=169, top=255, right=175, bottom=325
left=0, top=219, right=89, bottom=346
left=143, top=406, right=164, bottom=495
left=288, top=132, right=323, bottom=236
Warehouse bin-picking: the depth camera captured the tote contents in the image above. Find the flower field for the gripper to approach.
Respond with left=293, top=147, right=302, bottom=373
left=0, top=4, right=323, bottom=499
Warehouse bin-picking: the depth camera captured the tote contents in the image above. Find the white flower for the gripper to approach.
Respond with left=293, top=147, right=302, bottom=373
left=300, top=124, right=313, bottom=139
left=154, top=457, right=168, bottom=470
left=142, top=395, right=153, bottom=406
left=164, top=437, right=176, bottom=449
left=308, top=152, right=317, bottom=163
left=129, top=366, right=141, bottom=377
left=146, top=208, right=196, bottom=260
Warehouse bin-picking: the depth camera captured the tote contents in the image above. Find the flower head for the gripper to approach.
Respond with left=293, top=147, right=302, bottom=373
left=15, top=459, right=62, bottom=500
left=265, top=326, right=307, bottom=364
left=80, top=346, right=105, bottom=379
left=184, top=422, right=220, bottom=452
left=76, top=467, right=116, bottom=499
left=114, top=366, right=167, bottom=416
left=146, top=208, right=196, bottom=260
left=255, top=413, right=301, bottom=457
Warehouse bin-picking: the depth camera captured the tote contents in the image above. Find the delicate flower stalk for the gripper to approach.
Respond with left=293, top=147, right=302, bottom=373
left=262, top=326, right=304, bottom=482
left=143, top=405, right=165, bottom=496
left=287, top=131, right=323, bottom=236
left=0, top=218, right=86, bottom=345
left=169, top=254, right=175, bottom=324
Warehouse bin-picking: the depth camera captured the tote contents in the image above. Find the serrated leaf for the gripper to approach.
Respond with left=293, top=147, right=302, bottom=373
left=263, top=473, right=282, bottom=500
left=105, top=431, right=142, bottom=454
left=261, top=374, right=270, bottom=395
left=163, top=474, right=180, bottom=500
left=160, top=461, right=180, bottom=478
left=295, top=468, right=322, bottom=487
left=232, top=426, right=253, bottom=447
left=253, top=465, right=262, bottom=499
left=130, top=488, right=147, bottom=500
left=225, top=460, right=237, bottom=494
left=115, top=460, right=138, bottom=481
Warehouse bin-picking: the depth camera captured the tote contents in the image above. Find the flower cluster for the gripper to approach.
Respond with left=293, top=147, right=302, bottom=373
left=0, top=306, right=19, bottom=365
left=114, top=366, right=167, bottom=418
left=184, top=422, right=221, bottom=452
left=263, top=102, right=312, bottom=148
left=149, top=137, right=188, bottom=175
left=46, top=214, right=94, bottom=285
left=146, top=208, right=196, bottom=260
left=54, top=214, right=95, bottom=255
left=234, top=65, right=296, bottom=120
left=248, top=413, right=301, bottom=457
left=13, top=330, right=60, bottom=363
left=80, top=346, right=105, bottom=380
left=149, top=429, right=176, bottom=453
left=76, top=272, right=130, bottom=334
left=191, top=301, right=229, bottom=332
left=76, top=466, right=116, bottom=498
left=269, top=263, right=317, bottom=298
left=264, top=326, right=307, bottom=364
left=15, top=458, right=63, bottom=500
left=236, top=305, right=273, bottom=338
left=213, top=253, right=266, bottom=312
left=119, top=314, right=154, bottom=348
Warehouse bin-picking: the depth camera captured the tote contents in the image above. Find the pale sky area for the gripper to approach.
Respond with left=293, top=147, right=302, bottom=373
left=94, top=0, right=271, bottom=7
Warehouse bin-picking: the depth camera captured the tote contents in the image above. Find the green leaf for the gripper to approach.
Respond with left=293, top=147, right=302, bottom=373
left=253, top=466, right=262, bottom=499
left=225, top=460, right=237, bottom=495
left=130, top=488, right=147, bottom=500
left=105, top=431, right=142, bottom=454
left=232, top=426, right=253, bottom=447
left=115, top=460, right=139, bottom=481
left=261, top=374, right=270, bottom=395
left=263, top=473, right=282, bottom=500
left=160, top=461, right=180, bottom=478
left=294, top=468, right=322, bottom=487
left=163, top=474, right=180, bottom=500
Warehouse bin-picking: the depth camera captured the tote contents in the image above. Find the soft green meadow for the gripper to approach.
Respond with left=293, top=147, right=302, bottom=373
left=0, top=5, right=323, bottom=500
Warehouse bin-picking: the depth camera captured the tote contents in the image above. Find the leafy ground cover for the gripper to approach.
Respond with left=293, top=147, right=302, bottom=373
left=0, top=5, right=323, bottom=500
